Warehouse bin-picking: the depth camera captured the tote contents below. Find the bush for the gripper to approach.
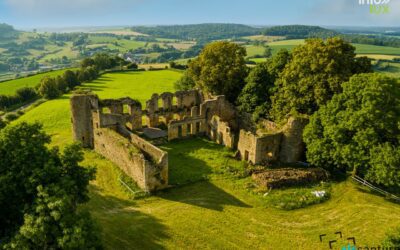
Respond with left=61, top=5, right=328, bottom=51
left=4, top=113, right=18, bottom=122
left=126, top=62, right=138, bottom=69
left=38, top=77, right=61, bottom=99
left=383, top=227, right=400, bottom=248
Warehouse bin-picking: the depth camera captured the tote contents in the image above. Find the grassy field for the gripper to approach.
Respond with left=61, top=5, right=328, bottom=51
left=86, top=138, right=400, bottom=249
left=11, top=69, right=400, bottom=249
left=15, top=70, right=180, bottom=146
left=0, top=68, right=76, bottom=95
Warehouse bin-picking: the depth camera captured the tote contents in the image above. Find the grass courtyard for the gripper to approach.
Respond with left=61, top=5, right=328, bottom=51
left=9, top=69, right=400, bottom=249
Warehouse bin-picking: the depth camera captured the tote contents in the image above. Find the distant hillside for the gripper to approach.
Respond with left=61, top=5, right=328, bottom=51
left=0, top=23, right=18, bottom=39
left=131, top=23, right=260, bottom=41
left=262, top=25, right=339, bottom=39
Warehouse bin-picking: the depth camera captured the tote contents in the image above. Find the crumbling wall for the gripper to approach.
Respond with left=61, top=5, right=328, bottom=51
left=279, top=116, right=309, bottom=163
left=238, top=130, right=258, bottom=164
left=168, top=116, right=205, bottom=141
left=70, top=93, right=98, bottom=148
left=238, top=130, right=282, bottom=164
left=209, top=115, right=235, bottom=148
left=94, top=126, right=168, bottom=192
left=93, top=127, right=149, bottom=190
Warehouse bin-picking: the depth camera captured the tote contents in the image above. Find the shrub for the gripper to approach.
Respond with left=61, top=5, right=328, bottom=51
left=4, top=113, right=18, bottom=122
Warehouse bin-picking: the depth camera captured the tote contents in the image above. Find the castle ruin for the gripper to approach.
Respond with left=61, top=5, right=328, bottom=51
left=70, top=89, right=307, bottom=192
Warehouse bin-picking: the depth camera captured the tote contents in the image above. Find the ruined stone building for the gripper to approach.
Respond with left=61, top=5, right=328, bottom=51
left=70, top=89, right=307, bottom=192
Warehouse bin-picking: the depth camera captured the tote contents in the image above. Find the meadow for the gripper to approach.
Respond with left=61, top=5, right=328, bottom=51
left=0, top=68, right=76, bottom=95
left=246, top=39, right=400, bottom=59
left=11, top=69, right=400, bottom=249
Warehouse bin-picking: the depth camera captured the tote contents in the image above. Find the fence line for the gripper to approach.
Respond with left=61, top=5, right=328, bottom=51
left=118, top=177, right=144, bottom=196
left=352, top=175, right=400, bottom=201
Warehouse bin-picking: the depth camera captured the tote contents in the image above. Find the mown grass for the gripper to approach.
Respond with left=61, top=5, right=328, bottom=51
left=11, top=69, right=400, bottom=249
left=87, top=137, right=400, bottom=249
left=0, top=68, right=76, bottom=95
left=15, top=70, right=181, bottom=146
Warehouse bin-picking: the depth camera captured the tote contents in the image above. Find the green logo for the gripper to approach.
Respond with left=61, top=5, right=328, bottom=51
left=358, top=0, right=391, bottom=14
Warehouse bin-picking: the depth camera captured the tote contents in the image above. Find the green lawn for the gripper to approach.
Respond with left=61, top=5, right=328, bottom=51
left=87, top=138, right=400, bottom=249
left=12, top=69, right=400, bottom=249
left=0, top=68, right=75, bottom=95
left=15, top=70, right=181, bottom=146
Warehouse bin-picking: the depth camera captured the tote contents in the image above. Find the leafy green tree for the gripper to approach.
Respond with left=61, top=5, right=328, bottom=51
left=55, top=75, right=68, bottom=93
left=93, top=53, right=116, bottom=70
left=81, top=57, right=95, bottom=68
left=270, top=38, right=372, bottom=121
left=303, top=73, right=400, bottom=188
left=174, top=71, right=195, bottom=91
left=63, top=70, right=80, bottom=89
left=263, top=45, right=272, bottom=58
left=237, top=49, right=291, bottom=121
left=85, top=66, right=99, bottom=81
left=77, top=69, right=92, bottom=83
left=38, top=76, right=61, bottom=99
left=0, top=123, right=100, bottom=248
left=186, top=41, right=248, bottom=103
left=15, top=87, right=37, bottom=102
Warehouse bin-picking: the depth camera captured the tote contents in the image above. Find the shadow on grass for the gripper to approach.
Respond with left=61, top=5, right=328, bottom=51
left=158, top=181, right=252, bottom=211
left=87, top=186, right=169, bottom=250
left=159, top=138, right=251, bottom=211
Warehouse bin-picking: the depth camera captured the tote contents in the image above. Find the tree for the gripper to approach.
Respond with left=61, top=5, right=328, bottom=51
left=237, top=63, right=274, bottom=115
left=0, top=123, right=100, bottom=248
left=263, top=45, right=272, bottom=58
left=63, top=70, right=80, bottom=89
left=186, top=41, right=248, bottom=103
left=80, top=57, right=95, bottom=68
left=15, top=87, right=37, bottom=102
left=174, top=71, right=195, bottom=91
left=38, top=77, right=61, bottom=99
left=237, top=49, right=291, bottom=121
left=270, top=38, right=372, bottom=121
left=303, top=73, right=400, bottom=188
left=55, top=75, right=68, bottom=93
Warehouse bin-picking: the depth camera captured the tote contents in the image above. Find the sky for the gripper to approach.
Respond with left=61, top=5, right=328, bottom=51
left=0, top=0, right=399, bottom=29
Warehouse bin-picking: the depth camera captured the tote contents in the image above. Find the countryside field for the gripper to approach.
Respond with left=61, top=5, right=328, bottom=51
left=246, top=39, right=400, bottom=59
left=10, top=69, right=400, bottom=249
left=0, top=68, right=76, bottom=95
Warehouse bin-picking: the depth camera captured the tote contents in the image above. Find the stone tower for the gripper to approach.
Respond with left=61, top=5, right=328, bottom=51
left=70, top=92, right=98, bottom=148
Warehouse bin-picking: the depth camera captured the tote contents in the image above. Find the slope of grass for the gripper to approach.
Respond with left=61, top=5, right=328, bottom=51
left=15, top=70, right=181, bottom=146
left=12, top=69, right=400, bottom=249
left=0, top=68, right=76, bottom=95
left=87, top=138, right=400, bottom=249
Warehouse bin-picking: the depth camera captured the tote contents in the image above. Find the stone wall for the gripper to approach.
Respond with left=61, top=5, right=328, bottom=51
left=209, top=115, right=235, bottom=148
left=279, top=116, right=309, bottom=163
left=70, top=93, right=98, bottom=148
left=94, top=126, right=168, bottom=192
left=168, top=116, right=205, bottom=141
left=237, top=116, right=308, bottom=165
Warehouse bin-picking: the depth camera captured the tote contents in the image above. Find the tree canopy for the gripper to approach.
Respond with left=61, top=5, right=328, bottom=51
left=237, top=49, right=290, bottom=121
left=303, top=73, right=400, bottom=188
left=186, top=41, right=248, bottom=103
left=270, top=37, right=372, bottom=121
left=0, top=122, right=101, bottom=249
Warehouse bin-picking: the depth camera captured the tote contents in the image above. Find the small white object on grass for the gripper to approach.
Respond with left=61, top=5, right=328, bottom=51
left=311, top=190, right=326, bottom=198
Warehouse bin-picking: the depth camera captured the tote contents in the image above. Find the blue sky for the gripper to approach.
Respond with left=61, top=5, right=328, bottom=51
left=0, top=0, right=399, bottom=28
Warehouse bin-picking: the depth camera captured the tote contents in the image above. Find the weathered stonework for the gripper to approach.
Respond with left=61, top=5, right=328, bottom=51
left=71, top=88, right=309, bottom=192
left=237, top=116, right=309, bottom=165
